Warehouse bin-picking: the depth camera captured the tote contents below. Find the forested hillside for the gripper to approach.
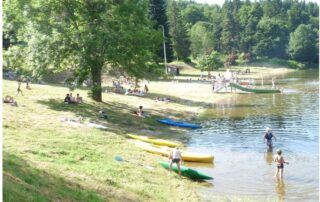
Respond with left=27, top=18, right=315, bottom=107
left=166, top=0, right=319, bottom=64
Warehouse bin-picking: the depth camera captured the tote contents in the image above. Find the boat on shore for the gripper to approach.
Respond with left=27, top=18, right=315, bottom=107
left=128, top=134, right=180, bottom=147
left=134, top=140, right=214, bottom=163
left=157, top=118, right=202, bottom=129
left=158, top=161, right=213, bottom=180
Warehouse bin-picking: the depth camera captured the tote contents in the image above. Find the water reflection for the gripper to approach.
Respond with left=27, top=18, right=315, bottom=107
left=275, top=177, right=286, bottom=201
left=264, top=147, right=274, bottom=165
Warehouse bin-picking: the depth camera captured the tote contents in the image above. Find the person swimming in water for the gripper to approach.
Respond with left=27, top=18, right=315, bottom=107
left=263, top=127, right=277, bottom=148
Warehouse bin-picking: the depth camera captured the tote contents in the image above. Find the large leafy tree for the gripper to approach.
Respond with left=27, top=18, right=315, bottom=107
left=168, top=0, right=191, bottom=61
left=253, top=17, right=289, bottom=58
left=189, top=22, right=215, bottom=58
left=4, top=0, right=161, bottom=102
left=149, top=0, right=174, bottom=63
left=197, top=50, right=223, bottom=73
left=288, top=24, right=318, bottom=63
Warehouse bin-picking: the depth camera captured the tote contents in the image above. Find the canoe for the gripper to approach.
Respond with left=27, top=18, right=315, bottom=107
left=158, top=161, right=213, bottom=180
left=134, top=140, right=214, bottom=163
left=157, top=118, right=201, bottom=129
left=128, top=134, right=180, bottom=147
left=229, top=82, right=281, bottom=93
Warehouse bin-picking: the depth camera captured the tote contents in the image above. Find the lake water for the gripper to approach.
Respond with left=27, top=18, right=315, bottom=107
left=185, top=70, right=319, bottom=201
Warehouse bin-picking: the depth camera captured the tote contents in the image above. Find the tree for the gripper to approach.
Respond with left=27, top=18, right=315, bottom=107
left=238, top=2, right=262, bottom=53
left=287, top=2, right=309, bottom=32
left=4, top=0, right=161, bottom=102
left=189, top=23, right=215, bottom=58
left=197, top=50, right=223, bottom=74
left=168, top=0, right=191, bottom=61
left=288, top=24, right=318, bottom=63
left=253, top=17, right=289, bottom=58
left=149, top=0, right=174, bottom=62
left=181, top=4, right=206, bottom=26
left=220, top=0, right=241, bottom=54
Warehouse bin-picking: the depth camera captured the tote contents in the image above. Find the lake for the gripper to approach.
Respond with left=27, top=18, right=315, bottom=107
left=186, top=69, right=319, bottom=201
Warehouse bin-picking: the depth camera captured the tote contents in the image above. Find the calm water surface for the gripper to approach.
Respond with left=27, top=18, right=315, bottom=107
left=186, top=70, right=319, bottom=201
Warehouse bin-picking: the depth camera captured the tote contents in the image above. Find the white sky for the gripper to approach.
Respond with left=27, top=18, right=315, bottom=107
left=194, top=0, right=319, bottom=6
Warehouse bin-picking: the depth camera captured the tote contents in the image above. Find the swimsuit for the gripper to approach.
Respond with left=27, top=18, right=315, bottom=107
left=172, top=158, right=180, bottom=163
left=277, top=163, right=284, bottom=169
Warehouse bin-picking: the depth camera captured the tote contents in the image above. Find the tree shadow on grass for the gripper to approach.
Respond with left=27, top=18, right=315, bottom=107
left=36, top=99, right=189, bottom=141
left=3, top=152, right=137, bottom=202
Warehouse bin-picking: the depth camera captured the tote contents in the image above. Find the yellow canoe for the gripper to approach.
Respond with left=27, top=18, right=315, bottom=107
left=128, top=134, right=180, bottom=147
left=133, top=140, right=214, bottom=163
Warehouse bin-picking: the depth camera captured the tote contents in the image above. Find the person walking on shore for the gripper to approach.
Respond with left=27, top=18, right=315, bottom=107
left=16, top=78, right=23, bottom=96
left=169, top=147, right=182, bottom=176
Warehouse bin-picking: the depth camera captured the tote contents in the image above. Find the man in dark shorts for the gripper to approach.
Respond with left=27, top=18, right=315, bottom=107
left=169, top=147, right=182, bottom=175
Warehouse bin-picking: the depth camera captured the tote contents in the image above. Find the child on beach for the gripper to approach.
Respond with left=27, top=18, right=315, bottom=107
left=274, top=149, right=289, bottom=179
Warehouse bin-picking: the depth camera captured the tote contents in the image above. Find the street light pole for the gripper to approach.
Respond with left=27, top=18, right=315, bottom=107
left=160, top=25, right=167, bottom=74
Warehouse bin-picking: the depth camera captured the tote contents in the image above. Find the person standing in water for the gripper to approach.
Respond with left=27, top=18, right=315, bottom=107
left=263, top=127, right=276, bottom=148
left=274, top=149, right=289, bottom=179
left=169, top=147, right=182, bottom=176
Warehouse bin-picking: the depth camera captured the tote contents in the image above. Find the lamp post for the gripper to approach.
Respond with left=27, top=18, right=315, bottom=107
left=159, top=25, right=167, bottom=74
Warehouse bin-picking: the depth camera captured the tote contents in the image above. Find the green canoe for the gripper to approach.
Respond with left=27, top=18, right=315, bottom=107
left=158, top=161, right=213, bottom=180
left=229, top=82, right=281, bottom=93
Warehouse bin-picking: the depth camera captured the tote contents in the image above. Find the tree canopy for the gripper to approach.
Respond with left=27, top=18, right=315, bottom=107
left=4, top=0, right=162, bottom=101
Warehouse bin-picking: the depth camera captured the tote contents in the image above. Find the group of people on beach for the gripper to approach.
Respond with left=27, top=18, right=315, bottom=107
left=111, top=77, right=149, bottom=96
left=211, top=69, right=236, bottom=92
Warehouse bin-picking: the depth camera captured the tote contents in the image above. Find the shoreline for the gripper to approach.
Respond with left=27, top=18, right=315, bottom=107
left=3, top=65, right=297, bottom=201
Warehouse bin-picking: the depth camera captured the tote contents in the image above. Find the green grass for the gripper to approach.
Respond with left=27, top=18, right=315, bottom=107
left=3, top=80, right=201, bottom=201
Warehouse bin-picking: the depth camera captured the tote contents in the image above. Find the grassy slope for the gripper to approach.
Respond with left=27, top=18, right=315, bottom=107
left=3, top=80, right=202, bottom=202
left=3, top=63, right=294, bottom=201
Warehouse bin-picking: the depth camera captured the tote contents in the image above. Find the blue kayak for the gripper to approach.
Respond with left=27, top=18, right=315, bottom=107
left=157, top=118, right=201, bottom=129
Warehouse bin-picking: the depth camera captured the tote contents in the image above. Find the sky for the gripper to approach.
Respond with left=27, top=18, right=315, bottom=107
left=194, top=0, right=319, bottom=6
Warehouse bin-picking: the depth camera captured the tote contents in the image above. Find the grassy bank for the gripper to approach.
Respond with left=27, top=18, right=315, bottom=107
left=3, top=80, right=203, bottom=201
left=3, top=64, right=294, bottom=201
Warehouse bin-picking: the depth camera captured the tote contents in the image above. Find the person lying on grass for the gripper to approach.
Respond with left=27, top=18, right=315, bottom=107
left=3, top=95, right=18, bottom=106
left=155, top=97, right=171, bottom=102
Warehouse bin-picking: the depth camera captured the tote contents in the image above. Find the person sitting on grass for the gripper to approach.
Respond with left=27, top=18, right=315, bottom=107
left=64, top=94, right=71, bottom=103
left=3, top=95, right=18, bottom=106
left=132, top=106, right=146, bottom=118
left=64, top=94, right=77, bottom=104
left=99, top=110, right=108, bottom=120
left=76, top=93, right=83, bottom=103
left=169, top=147, right=182, bottom=176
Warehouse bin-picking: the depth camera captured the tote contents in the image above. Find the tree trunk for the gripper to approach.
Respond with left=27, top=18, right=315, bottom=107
left=91, top=65, right=102, bottom=102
